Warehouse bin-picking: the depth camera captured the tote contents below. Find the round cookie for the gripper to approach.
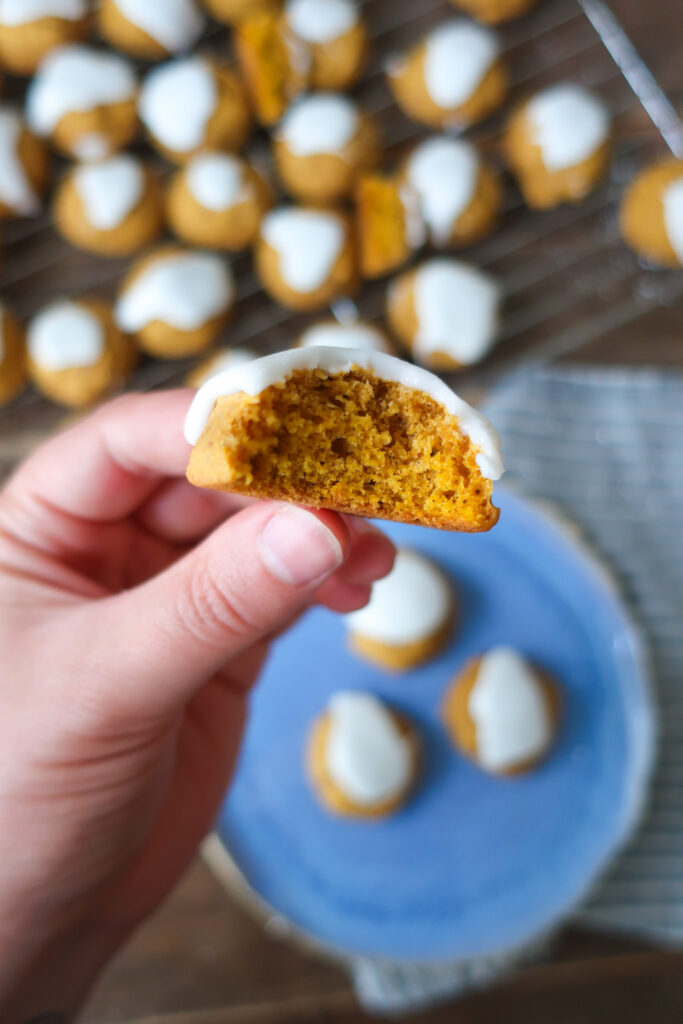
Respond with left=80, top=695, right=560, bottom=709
left=307, top=691, right=420, bottom=819
left=274, top=92, right=380, bottom=205
left=345, top=547, right=454, bottom=671
left=54, top=154, right=164, bottom=256
left=0, top=0, right=90, bottom=76
left=186, top=345, right=256, bottom=388
left=139, top=56, right=251, bottom=163
left=387, top=258, right=501, bottom=370
left=619, top=159, right=683, bottom=269
left=441, top=647, right=560, bottom=776
left=0, top=106, right=49, bottom=220
left=256, top=205, right=357, bottom=311
left=400, top=136, right=501, bottom=249
left=298, top=319, right=393, bottom=354
left=284, top=0, right=368, bottom=91
left=166, top=151, right=272, bottom=251
left=504, top=82, right=611, bottom=209
left=27, top=298, right=137, bottom=408
left=115, top=246, right=235, bottom=358
left=387, top=20, right=507, bottom=130
left=450, top=0, right=539, bottom=24
left=26, top=44, right=138, bottom=160
left=98, top=0, right=205, bottom=61
left=201, top=0, right=281, bottom=25
left=0, top=304, right=26, bottom=407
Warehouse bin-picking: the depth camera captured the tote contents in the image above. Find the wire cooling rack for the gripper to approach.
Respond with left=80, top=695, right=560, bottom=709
left=1, top=0, right=682, bottom=472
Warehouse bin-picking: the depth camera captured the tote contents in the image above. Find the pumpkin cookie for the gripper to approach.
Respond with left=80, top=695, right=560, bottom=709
left=0, top=105, right=49, bottom=219
left=619, top=159, right=683, bottom=268
left=98, top=0, right=205, bottom=61
left=0, top=304, right=26, bottom=407
left=355, top=171, right=426, bottom=279
left=284, top=0, right=367, bottom=91
left=298, top=319, right=393, bottom=354
left=235, top=9, right=309, bottom=126
left=0, top=0, right=90, bottom=75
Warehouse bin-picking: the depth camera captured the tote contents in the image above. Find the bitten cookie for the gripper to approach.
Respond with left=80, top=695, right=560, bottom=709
left=98, top=0, right=205, bottom=61
left=0, top=304, right=26, bottom=407
left=450, top=0, right=540, bottom=25
left=27, top=298, right=137, bottom=408
left=284, top=0, right=367, bottom=91
left=298, top=319, right=393, bottom=354
left=307, top=691, right=420, bottom=818
left=619, top=159, right=683, bottom=268
left=441, top=646, right=560, bottom=776
left=0, top=0, right=90, bottom=75
left=54, top=154, right=164, bottom=256
left=387, top=258, right=501, bottom=370
left=355, top=171, right=426, bottom=279
left=186, top=345, right=256, bottom=388
left=504, top=82, right=611, bottom=209
left=0, top=105, right=49, bottom=219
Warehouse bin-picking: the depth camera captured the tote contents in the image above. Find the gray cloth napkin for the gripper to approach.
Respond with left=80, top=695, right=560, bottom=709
left=351, top=364, right=683, bottom=1015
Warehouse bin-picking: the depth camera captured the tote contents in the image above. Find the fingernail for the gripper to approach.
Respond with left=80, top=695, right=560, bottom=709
left=260, top=506, right=344, bottom=586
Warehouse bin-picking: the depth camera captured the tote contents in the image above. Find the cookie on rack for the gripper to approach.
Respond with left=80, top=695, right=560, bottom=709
left=504, top=82, right=611, bottom=209
left=0, top=304, right=26, bottom=407
left=387, top=20, right=507, bottom=129
left=27, top=298, right=137, bottom=409
left=184, top=346, right=504, bottom=531
left=201, top=0, right=281, bottom=25
left=54, top=154, right=164, bottom=256
left=307, top=691, right=420, bottom=819
left=619, top=158, right=683, bottom=269
left=166, top=151, right=272, bottom=251
left=387, top=258, right=501, bottom=370
left=449, top=0, right=540, bottom=25
left=0, top=0, right=90, bottom=75
left=284, top=0, right=368, bottom=91
left=234, top=10, right=309, bottom=126
left=26, top=44, right=138, bottom=160
left=115, top=246, right=235, bottom=358
left=98, top=0, right=205, bottom=61
left=0, top=106, right=49, bottom=220
left=297, top=319, right=394, bottom=354
left=355, top=171, right=426, bottom=279
left=186, top=346, right=257, bottom=388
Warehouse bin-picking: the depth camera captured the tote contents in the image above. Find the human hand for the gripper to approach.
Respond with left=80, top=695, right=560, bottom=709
left=0, top=390, right=394, bottom=1021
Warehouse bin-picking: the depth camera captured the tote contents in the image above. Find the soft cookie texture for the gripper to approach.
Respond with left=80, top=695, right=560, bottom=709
left=184, top=347, right=503, bottom=531
left=99, top=0, right=205, bottom=61
left=235, top=10, right=309, bottom=126
left=285, top=0, right=368, bottom=91
left=0, top=0, right=90, bottom=75
left=346, top=547, right=454, bottom=671
left=186, top=346, right=256, bottom=388
left=298, top=319, right=393, bottom=354
left=355, top=171, right=426, bottom=279
left=0, top=304, right=27, bottom=407
left=441, top=647, right=560, bottom=776
left=620, top=159, right=683, bottom=268
left=307, top=691, right=420, bottom=818
left=450, top=0, right=540, bottom=24
left=0, top=105, right=49, bottom=219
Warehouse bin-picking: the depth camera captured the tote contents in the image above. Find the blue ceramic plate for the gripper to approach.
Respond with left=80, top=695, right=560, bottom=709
left=214, top=488, right=654, bottom=961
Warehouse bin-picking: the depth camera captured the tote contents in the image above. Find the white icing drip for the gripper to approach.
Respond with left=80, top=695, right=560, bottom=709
left=423, top=21, right=498, bottom=110
left=0, top=0, right=86, bottom=25
left=184, top=345, right=504, bottom=480
left=299, top=321, right=391, bottom=353
left=26, top=45, right=136, bottom=136
left=324, top=691, right=412, bottom=805
left=113, top=0, right=204, bottom=53
left=663, top=176, right=683, bottom=265
left=192, top=347, right=256, bottom=387
left=261, top=207, right=344, bottom=293
left=74, top=154, right=144, bottom=230
left=71, top=133, right=110, bottom=160
left=116, top=252, right=233, bottom=332
left=0, top=107, right=40, bottom=215
left=406, top=136, right=478, bottom=246
left=186, top=152, right=250, bottom=212
left=139, top=57, right=216, bottom=154
left=346, top=547, right=451, bottom=645
left=527, top=83, right=609, bottom=172
left=286, top=0, right=357, bottom=43
left=412, top=259, right=500, bottom=367
left=28, top=301, right=105, bottom=371
left=468, top=647, right=553, bottom=772
left=278, top=93, right=358, bottom=157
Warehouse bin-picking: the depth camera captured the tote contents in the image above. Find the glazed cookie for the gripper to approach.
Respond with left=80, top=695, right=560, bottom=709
left=256, top=206, right=357, bottom=311
left=450, top=0, right=540, bottom=25
left=619, top=159, right=683, bottom=268
left=285, top=0, right=368, bottom=91
left=274, top=93, right=380, bottom=205
left=115, top=246, right=235, bottom=357
left=139, top=56, right=251, bottom=163
left=441, top=647, right=560, bottom=776
left=387, top=258, right=501, bottom=370
left=307, top=691, right=420, bottom=819
left=26, top=44, right=138, bottom=160
left=355, top=171, right=426, bottom=279
left=186, top=345, right=256, bottom=388
left=27, top=298, right=137, bottom=408
left=401, top=136, right=502, bottom=249
left=166, top=151, right=272, bottom=251
left=346, top=547, right=454, bottom=671
left=0, top=304, right=26, bottom=407
left=54, top=154, right=164, bottom=256
left=98, top=0, right=205, bottom=61
left=201, top=0, right=281, bottom=25
left=298, top=319, right=393, bottom=354
left=387, top=20, right=507, bottom=129
left=0, top=106, right=49, bottom=219
left=504, top=83, right=611, bottom=209
left=234, top=10, right=309, bottom=126
left=0, top=0, right=90, bottom=75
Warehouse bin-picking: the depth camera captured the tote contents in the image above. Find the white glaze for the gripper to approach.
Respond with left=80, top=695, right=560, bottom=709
left=468, top=647, right=553, bottom=773
left=278, top=93, right=358, bottom=156
left=527, top=83, right=609, bottom=172
left=186, top=152, right=251, bottom=212
left=286, top=0, right=357, bottom=43
left=261, top=207, right=345, bottom=293
left=74, top=154, right=144, bottom=230
left=663, top=176, right=683, bottom=265
left=346, top=547, right=451, bottom=645
left=71, top=133, right=110, bottom=160
left=406, top=136, right=478, bottom=246
left=191, top=347, right=256, bottom=388
left=411, top=259, right=500, bottom=367
left=0, top=107, right=40, bottom=215
left=324, top=691, right=413, bottom=805
left=116, top=252, right=234, bottom=332
left=184, top=345, right=504, bottom=481
left=113, top=0, right=204, bottom=53
left=422, top=21, right=498, bottom=110
left=299, top=321, right=392, bottom=353
left=28, top=301, right=104, bottom=371
left=139, top=57, right=216, bottom=154
left=0, top=0, right=86, bottom=25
